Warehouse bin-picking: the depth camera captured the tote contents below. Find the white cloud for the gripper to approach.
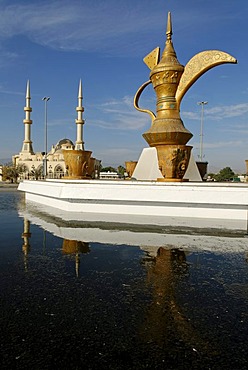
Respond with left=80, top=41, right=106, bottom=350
left=89, top=95, right=151, bottom=131
left=181, top=111, right=199, bottom=120
left=183, top=103, right=248, bottom=121
left=0, top=0, right=167, bottom=55
left=45, top=118, right=73, bottom=128
left=206, top=104, right=248, bottom=119
left=0, top=0, right=243, bottom=66
left=0, top=84, right=23, bottom=96
left=192, top=140, right=244, bottom=149
left=222, top=129, right=248, bottom=135
left=90, top=98, right=248, bottom=133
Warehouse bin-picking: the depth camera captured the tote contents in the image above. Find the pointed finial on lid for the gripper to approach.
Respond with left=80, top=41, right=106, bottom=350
left=166, top=12, right=172, bottom=41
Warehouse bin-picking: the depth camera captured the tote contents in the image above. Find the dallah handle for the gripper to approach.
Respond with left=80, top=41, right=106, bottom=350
left=133, top=80, right=156, bottom=122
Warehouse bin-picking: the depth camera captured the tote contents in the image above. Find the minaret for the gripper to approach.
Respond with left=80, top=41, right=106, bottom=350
left=75, top=79, right=85, bottom=150
left=21, top=80, right=34, bottom=154
left=75, top=253, right=80, bottom=278
left=22, top=218, right=31, bottom=271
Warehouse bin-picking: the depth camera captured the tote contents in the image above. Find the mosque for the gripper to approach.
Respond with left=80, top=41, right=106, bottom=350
left=12, top=80, right=101, bottom=180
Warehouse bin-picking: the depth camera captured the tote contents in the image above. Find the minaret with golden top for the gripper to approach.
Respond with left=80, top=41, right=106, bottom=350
left=134, top=11, right=237, bottom=181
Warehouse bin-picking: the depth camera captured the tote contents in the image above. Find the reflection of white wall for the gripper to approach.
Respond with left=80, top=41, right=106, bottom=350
left=132, top=147, right=202, bottom=182
left=19, top=205, right=248, bottom=252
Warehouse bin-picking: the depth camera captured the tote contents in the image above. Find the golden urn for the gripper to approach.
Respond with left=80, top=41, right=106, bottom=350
left=134, top=12, right=237, bottom=181
left=87, top=157, right=96, bottom=178
left=63, top=149, right=92, bottom=179
left=125, top=161, right=138, bottom=178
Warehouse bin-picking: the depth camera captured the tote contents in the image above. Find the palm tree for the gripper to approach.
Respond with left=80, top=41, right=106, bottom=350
left=3, top=163, right=26, bottom=183
left=29, top=166, right=43, bottom=180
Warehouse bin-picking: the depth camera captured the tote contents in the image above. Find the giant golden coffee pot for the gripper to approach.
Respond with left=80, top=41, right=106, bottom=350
left=134, top=12, right=236, bottom=181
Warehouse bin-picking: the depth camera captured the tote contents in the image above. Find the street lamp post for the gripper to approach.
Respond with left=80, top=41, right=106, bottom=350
left=197, top=101, right=208, bottom=162
left=42, top=97, right=50, bottom=178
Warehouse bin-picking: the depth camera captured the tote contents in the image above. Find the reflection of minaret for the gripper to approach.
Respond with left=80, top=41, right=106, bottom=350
left=22, top=218, right=31, bottom=271
left=62, top=239, right=90, bottom=277
left=21, top=80, right=34, bottom=154
left=75, top=79, right=85, bottom=150
left=75, top=253, right=80, bottom=278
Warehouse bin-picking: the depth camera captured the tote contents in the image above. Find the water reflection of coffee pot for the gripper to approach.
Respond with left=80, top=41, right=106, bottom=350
left=141, top=247, right=211, bottom=353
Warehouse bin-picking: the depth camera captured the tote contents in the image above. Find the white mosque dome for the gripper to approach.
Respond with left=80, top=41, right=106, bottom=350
left=54, top=138, right=74, bottom=152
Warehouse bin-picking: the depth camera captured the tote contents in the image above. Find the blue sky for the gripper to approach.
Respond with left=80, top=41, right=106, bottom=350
left=0, top=0, right=248, bottom=173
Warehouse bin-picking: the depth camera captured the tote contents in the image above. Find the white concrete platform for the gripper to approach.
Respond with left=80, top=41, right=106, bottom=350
left=18, top=179, right=248, bottom=232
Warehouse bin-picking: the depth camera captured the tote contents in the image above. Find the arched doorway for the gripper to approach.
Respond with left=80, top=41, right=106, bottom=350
left=54, top=165, right=64, bottom=179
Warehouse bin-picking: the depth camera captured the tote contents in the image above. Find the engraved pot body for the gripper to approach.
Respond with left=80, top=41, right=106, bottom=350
left=63, top=150, right=92, bottom=179
left=125, top=161, right=138, bottom=178
left=87, top=157, right=96, bottom=178
left=156, top=145, right=192, bottom=181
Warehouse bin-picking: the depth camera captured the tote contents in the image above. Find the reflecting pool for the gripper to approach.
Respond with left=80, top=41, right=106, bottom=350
left=1, top=190, right=248, bottom=369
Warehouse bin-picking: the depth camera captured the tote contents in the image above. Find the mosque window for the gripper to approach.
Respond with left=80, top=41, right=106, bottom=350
left=54, top=165, right=64, bottom=179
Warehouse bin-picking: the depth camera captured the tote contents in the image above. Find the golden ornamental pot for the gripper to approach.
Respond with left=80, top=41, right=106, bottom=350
left=125, top=161, right=138, bottom=178
left=156, top=145, right=192, bottom=181
left=63, top=149, right=92, bottom=179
